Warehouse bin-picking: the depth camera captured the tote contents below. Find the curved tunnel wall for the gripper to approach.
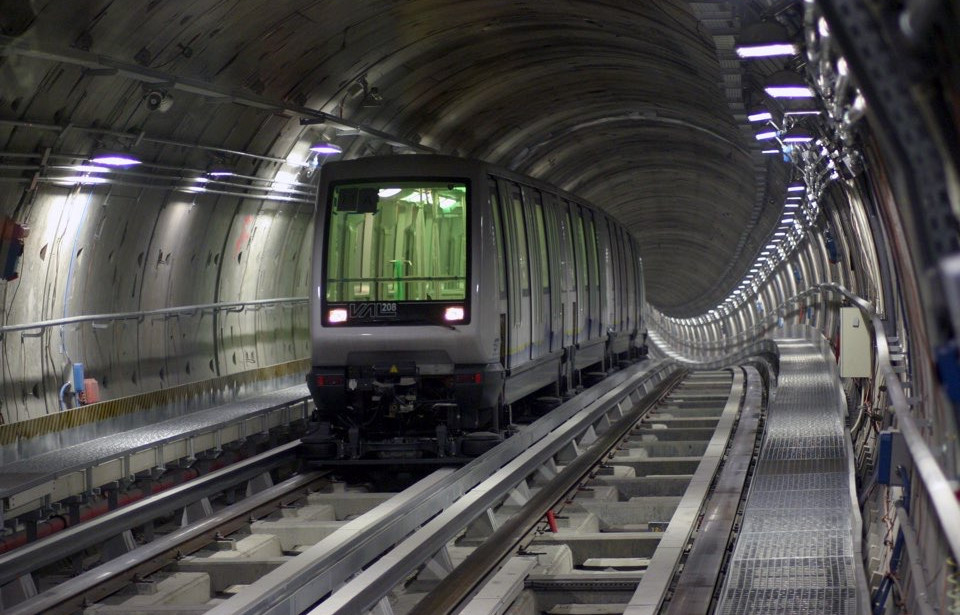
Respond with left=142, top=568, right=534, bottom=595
left=0, top=178, right=312, bottom=422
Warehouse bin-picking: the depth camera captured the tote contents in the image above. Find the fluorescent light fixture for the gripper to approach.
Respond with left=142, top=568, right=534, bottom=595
left=208, top=170, right=234, bottom=177
left=783, top=133, right=814, bottom=144
left=328, top=308, right=348, bottom=324
left=310, top=143, right=343, bottom=155
left=755, top=130, right=778, bottom=140
left=747, top=110, right=773, bottom=122
left=766, top=86, right=814, bottom=97
left=761, top=149, right=780, bottom=155
left=737, top=43, right=798, bottom=58
left=787, top=184, right=805, bottom=192
left=765, top=70, right=814, bottom=98
left=378, top=188, right=401, bottom=198
left=784, top=109, right=821, bottom=116
left=786, top=196, right=803, bottom=201
left=90, top=152, right=141, bottom=167
left=774, top=231, right=787, bottom=236
left=443, top=306, right=465, bottom=322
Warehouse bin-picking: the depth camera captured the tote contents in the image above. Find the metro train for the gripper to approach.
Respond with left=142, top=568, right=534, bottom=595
left=303, top=155, right=646, bottom=459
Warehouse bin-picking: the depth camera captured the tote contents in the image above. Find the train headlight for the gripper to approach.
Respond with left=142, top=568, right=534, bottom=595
left=328, top=308, right=348, bottom=324
left=444, top=306, right=465, bottom=322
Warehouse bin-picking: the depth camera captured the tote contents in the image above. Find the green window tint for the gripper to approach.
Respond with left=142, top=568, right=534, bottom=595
left=325, top=181, right=468, bottom=302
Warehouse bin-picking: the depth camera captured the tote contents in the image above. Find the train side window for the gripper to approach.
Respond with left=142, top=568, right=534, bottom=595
left=489, top=180, right=507, bottom=299
left=508, top=185, right=530, bottom=294
left=573, top=207, right=589, bottom=308
left=585, top=212, right=600, bottom=332
left=533, top=200, right=549, bottom=292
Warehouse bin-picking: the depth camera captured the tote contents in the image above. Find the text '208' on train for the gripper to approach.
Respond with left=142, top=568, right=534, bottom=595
left=303, top=155, right=648, bottom=461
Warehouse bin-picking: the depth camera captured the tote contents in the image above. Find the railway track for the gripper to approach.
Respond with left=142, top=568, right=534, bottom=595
left=6, top=360, right=764, bottom=615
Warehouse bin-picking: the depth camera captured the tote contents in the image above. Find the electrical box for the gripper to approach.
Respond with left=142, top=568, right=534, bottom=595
left=876, top=429, right=909, bottom=486
left=840, top=307, right=872, bottom=377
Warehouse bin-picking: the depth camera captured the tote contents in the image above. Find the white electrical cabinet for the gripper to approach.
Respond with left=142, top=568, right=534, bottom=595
left=840, top=306, right=872, bottom=377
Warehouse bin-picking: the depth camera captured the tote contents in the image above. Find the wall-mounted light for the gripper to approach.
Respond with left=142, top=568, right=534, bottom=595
left=764, top=70, right=814, bottom=98
left=782, top=128, right=814, bottom=143
left=747, top=107, right=773, bottom=122
left=736, top=21, right=799, bottom=58
left=90, top=152, right=141, bottom=167
left=310, top=143, right=343, bottom=155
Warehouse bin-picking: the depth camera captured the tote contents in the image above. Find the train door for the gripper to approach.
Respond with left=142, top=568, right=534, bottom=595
left=583, top=210, right=602, bottom=339
left=621, top=228, right=636, bottom=335
left=594, top=215, right=616, bottom=336
left=522, top=187, right=551, bottom=359
left=499, top=180, right=532, bottom=369
left=571, top=205, right=591, bottom=342
left=488, top=179, right=508, bottom=367
left=541, top=194, right=565, bottom=353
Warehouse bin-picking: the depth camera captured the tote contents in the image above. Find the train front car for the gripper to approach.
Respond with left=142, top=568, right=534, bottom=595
left=304, top=156, right=503, bottom=460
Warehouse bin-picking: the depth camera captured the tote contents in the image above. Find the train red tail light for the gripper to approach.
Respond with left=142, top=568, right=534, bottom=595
left=455, top=373, right=483, bottom=384
left=315, top=374, right=344, bottom=387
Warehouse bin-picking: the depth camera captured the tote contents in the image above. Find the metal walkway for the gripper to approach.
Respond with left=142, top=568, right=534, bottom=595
left=0, top=385, right=310, bottom=520
left=716, top=338, right=869, bottom=615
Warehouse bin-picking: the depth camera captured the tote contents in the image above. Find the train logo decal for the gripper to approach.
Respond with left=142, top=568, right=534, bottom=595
left=350, top=302, right=398, bottom=319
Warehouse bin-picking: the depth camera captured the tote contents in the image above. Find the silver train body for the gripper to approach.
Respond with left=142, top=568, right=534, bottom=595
left=306, top=155, right=646, bottom=458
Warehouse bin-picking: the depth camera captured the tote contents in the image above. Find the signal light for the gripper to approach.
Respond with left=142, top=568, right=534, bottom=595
left=328, top=308, right=348, bottom=323
left=444, top=306, right=465, bottom=322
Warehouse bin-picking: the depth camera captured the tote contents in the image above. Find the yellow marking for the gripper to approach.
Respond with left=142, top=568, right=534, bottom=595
left=0, top=358, right=310, bottom=446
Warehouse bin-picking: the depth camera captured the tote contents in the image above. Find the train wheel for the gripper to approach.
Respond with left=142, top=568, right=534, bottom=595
left=461, top=432, right=502, bottom=456
left=300, top=433, right=339, bottom=459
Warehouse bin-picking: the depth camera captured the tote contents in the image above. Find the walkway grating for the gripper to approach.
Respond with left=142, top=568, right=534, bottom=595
left=716, top=338, right=867, bottom=615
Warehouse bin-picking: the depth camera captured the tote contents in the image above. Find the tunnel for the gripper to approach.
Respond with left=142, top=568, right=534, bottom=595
left=1, top=1, right=959, bottom=614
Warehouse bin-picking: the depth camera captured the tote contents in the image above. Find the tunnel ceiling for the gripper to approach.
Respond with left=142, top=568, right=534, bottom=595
left=0, top=0, right=790, bottom=317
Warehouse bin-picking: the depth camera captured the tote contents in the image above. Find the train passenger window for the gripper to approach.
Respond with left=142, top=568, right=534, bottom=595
left=489, top=180, right=507, bottom=298
left=585, top=213, right=600, bottom=332
left=534, top=201, right=549, bottom=291
left=324, top=181, right=468, bottom=303
left=508, top=186, right=529, bottom=293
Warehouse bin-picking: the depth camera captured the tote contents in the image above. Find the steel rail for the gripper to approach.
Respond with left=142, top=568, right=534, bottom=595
left=0, top=441, right=301, bottom=586
left=379, top=370, right=688, bottom=615
left=6, top=470, right=328, bottom=615
left=217, top=360, right=677, bottom=615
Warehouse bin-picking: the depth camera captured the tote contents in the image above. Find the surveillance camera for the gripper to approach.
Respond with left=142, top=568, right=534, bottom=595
left=145, top=90, right=173, bottom=112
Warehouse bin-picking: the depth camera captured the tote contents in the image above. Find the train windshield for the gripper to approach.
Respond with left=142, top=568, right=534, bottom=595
left=325, top=181, right=468, bottom=303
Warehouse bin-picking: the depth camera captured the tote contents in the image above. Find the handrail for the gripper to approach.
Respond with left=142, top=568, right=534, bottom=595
left=0, top=297, right=308, bottom=336
left=651, top=282, right=960, bottom=563
left=648, top=284, right=843, bottom=350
